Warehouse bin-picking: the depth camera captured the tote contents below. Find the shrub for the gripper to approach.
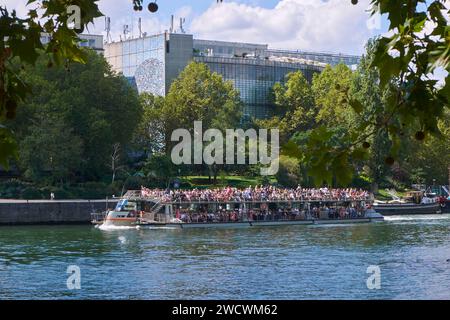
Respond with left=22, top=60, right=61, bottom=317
left=21, top=187, right=43, bottom=199
left=276, top=156, right=300, bottom=187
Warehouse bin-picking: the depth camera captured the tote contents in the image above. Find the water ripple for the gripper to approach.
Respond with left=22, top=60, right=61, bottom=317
left=1, top=218, right=450, bottom=299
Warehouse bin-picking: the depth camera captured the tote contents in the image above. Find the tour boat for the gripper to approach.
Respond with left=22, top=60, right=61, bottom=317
left=373, top=191, right=442, bottom=216
left=373, top=202, right=441, bottom=215
left=438, top=196, right=450, bottom=214
left=91, top=190, right=384, bottom=229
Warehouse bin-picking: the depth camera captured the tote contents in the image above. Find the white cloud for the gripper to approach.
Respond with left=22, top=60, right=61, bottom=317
left=2, top=0, right=379, bottom=54
left=190, top=0, right=378, bottom=55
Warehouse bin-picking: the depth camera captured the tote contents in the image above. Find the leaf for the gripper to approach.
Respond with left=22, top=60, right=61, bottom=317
left=333, top=153, right=353, bottom=186
left=281, top=140, right=303, bottom=159
left=438, top=76, right=450, bottom=104
left=351, top=147, right=369, bottom=161
left=349, top=98, right=364, bottom=114
left=0, top=126, right=18, bottom=169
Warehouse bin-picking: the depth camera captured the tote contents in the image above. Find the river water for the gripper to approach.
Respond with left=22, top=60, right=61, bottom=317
left=1, top=215, right=450, bottom=300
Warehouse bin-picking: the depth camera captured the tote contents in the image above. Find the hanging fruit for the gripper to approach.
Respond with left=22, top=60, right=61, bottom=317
left=148, top=2, right=158, bottom=13
left=385, top=156, right=395, bottom=166
left=415, top=131, right=425, bottom=141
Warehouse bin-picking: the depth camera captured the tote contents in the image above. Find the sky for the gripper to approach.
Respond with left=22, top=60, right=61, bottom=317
left=1, top=0, right=391, bottom=55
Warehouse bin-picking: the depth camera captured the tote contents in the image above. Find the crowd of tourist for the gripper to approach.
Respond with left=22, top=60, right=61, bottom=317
left=140, top=186, right=371, bottom=203
left=176, top=204, right=366, bottom=223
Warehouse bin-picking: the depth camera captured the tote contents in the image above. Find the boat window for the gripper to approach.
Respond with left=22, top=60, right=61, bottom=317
left=115, top=200, right=127, bottom=211
left=114, top=200, right=137, bottom=212
left=143, top=201, right=156, bottom=212
left=123, top=201, right=137, bottom=211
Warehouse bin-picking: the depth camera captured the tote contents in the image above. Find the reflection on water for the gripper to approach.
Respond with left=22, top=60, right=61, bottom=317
left=1, top=215, right=450, bottom=299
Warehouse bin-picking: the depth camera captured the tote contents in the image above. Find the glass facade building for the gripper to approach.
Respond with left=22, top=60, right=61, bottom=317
left=41, top=33, right=104, bottom=54
left=105, top=34, right=166, bottom=95
left=104, top=33, right=359, bottom=119
left=196, top=56, right=322, bottom=119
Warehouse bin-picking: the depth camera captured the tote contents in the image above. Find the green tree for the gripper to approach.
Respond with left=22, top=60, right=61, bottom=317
left=368, top=0, right=449, bottom=139
left=133, top=62, right=243, bottom=183
left=351, top=40, right=392, bottom=192
left=144, top=153, right=177, bottom=187
left=301, top=0, right=450, bottom=186
left=299, top=64, right=361, bottom=186
left=20, top=114, right=83, bottom=185
left=312, top=64, right=355, bottom=127
left=0, top=1, right=102, bottom=167
left=162, top=62, right=242, bottom=182
left=276, top=155, right=301, bottom=187
left=257, top=71, right=314, bottom=144
left=405, top=110, right=450, bottom=185
left=163, top=62, right=242, bottom=148
left=134, top=93, right=166, bottom=155
left=13, top=51, right=142, bottom=183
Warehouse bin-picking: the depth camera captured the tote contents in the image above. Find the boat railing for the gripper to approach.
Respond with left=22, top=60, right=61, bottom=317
left=123, top=190, right=162, bottom=203
left=150, top=200, right=164, bottom=214
left=180, top=211, right=369, bottom=224
left=158, top=197, right=372, bottom=205
left=91, top=211, right=107, bottom=224
left=123, top=190, right=142, bottom=199
left=122, top=190, right=372, bottom=204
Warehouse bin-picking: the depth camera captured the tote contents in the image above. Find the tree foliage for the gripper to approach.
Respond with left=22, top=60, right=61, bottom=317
left=257, top=71, right=314, bottom=144
left=20, top=113, right=83, bottom=184
left=163, top=62, right=242, bottom=149
left=0, top=0, right=103, bottom=168
left=312, top=64, right=355, bottom=127
left=276, top=155, right=301, bottom=188
left=134, top=93, right=166, bottom=155
left=278, top=37, right=449, bottom=188
left=139, top=62, right=243, bottom=146
left=136, top=62, right=243, bottom=183
left=13, top=51, right=142, bottom=183
left=289, top=0, right=450, bottom=186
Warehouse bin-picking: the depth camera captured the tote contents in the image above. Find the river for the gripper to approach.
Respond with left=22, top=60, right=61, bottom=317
left=1, top=214, right=450, bottom=299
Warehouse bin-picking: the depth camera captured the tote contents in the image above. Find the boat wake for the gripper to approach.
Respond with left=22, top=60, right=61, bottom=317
left=96, top=224, right=179, bottom=231
left=97, top=224, right=137, bottom=231
left=384, top=214, right=450, bottom=222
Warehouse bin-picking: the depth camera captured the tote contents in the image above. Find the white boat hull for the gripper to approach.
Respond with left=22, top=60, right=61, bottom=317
left=135, top=217, right=382, bottom=229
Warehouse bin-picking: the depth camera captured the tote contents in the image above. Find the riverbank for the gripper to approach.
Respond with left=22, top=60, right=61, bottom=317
left=0, top=199, right=118, bottom=225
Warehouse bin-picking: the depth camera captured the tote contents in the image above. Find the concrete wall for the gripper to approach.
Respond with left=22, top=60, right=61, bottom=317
left=0, top=200, right=118, bottom=225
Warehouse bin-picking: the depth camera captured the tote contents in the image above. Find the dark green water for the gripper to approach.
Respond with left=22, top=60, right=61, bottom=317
left=1, top=215, right=450, bottom=300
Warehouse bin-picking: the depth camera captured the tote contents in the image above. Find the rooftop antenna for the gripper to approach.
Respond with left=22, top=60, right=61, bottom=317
left=170, top=15, right=174, bottom=33
left=180, top=17, right=186, bottom=34
left=131, top=18, right=134, bottom=38
left=105, top=16, right=111, bottom=43
left=138, top=17, right=142, bottom=38
left=123, top=24, right=129, bottom=40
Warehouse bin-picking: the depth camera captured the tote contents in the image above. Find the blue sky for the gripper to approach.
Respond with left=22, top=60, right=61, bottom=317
left=3, top=0, right=391, bottom=55
left=148, top=0, right=282, bottom=14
